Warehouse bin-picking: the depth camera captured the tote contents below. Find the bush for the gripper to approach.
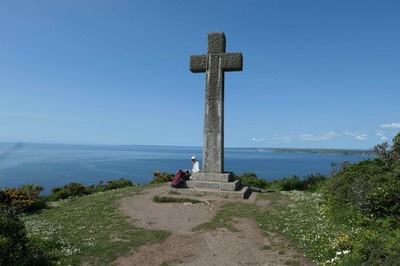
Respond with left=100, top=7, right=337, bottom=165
left=302, top=173, right=327, bottom=191
left=328, top=159, right=400, bottom=220
left=0, top=206, right=28, bottom=265
left=48, top=183, right=91, bottom=201
left=1, top=184, right=46, bottom=214
left=364, top=177, right=400, bottom=219
left=355, top=227, right=400, bottom=266
left=234, top=172, right=269, bottom=189
left=280, top=175, right=303, bottom=191
left=0, top=203, right=55, bottom=265
left=48, top=179, right=136, bottom=201
left=103, top=178, right=133, bottom=191
left=327, top=159, right=389, bottom=208
left=323, top=133, right=400, bottom=265
left=19, top=184, right=47, bottom=212
left=3, top=188, right=33, bottom=212
left=268, top=174, right=327, bottom=191
left=151, top=171, right=174, bottom=183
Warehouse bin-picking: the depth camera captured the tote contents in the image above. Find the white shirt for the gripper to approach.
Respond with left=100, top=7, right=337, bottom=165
left=192, top=161, right=200, bottom=173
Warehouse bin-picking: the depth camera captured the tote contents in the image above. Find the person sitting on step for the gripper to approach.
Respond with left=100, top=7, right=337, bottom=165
left=188, top=156, right=200, bottom=179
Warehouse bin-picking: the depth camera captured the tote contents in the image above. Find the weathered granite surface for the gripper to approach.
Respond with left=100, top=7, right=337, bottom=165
left=182, top=32, right=248, bottom=199
left=190, top=32, right=243, bottom=174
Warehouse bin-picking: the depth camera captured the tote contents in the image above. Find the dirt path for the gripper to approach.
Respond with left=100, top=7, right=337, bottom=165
left=116, top=185, right=312, bottom=266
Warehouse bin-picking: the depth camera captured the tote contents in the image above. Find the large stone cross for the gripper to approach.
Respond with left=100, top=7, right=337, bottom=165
left=190, top=32, right=243, bottom=173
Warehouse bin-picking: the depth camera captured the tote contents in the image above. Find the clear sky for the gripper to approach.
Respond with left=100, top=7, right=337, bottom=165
left=1, top=0, right=399, bottom=149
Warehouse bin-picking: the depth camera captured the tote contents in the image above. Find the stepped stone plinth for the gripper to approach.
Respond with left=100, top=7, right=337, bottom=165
left=190, top=172, right=232, bottom=182
left=170, top=172, right=251, bottom=199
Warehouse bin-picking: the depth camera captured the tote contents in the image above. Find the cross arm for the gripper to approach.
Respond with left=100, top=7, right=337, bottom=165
left=222, top=52, right=243, bottom=71
left=190, top=54, right=207, bottom=73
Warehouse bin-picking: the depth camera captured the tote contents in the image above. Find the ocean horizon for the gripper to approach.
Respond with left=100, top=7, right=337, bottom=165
left=0, top=142, right=374, bottom=194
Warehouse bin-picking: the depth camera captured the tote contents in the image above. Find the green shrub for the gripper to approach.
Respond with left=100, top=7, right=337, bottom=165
left=48, top=183, right=91, bottom=201
left=1, top=206, right=28, bottom=265
left=48, top=179, right=136, bottom=201
left=323, top=133, right=400, bottom=265
left=364, top=177, right=400, bottom=219
left=19, top=184, right=47, bottom=212
left=354, top=227, right=400, bottom=266
left=271, top=175, right=303, bottom=191
left=327, top=159, right=388, bottom=208
left=234, top=172, right=270, bottom=189
left=151, top=171, right=174, bottom=183
left=153, top=195, right=201, bottom=204
left=103, top=178, right=133, bottom=191
left=0, top=185, right=46, bottom=214
left=0, top=203, right=55, bottom=265
left=328, top=144, right=400, bottom=221
left=302, top=173, right=327, bottom=191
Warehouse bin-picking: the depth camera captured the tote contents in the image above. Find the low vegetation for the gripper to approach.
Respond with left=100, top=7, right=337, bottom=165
left=0, top=179, right=136, bottom=265
left=1, top=133, right=399, bottom=265
left=235, top=172, right=327, bottom=192
left=153, top=195, right=201, bottom=204
left=151, top=171, right=174, bottom=183
left=48, top=178, right=134, bottom=201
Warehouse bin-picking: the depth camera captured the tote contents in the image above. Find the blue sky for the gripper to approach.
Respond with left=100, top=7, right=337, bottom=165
left=1, top=0, right=399, bottom=149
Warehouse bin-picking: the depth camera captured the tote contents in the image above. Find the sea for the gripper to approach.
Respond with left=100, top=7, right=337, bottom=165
left=0, top=142, right=374, bottom=194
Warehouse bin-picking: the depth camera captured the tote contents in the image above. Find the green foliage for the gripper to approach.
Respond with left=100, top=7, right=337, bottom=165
left=269, top=174, right=327, bottom=191
left=324, top=132, right=400, bottom=265
left=0, top=206, right=26, bottom=265
left=153, top=195, right=201, bottom=204
left=102, top=178, right=133, bottom=191
left=151, top=171, right=174, bottom=183
left=372, top=132, right=400, bottom=167
left=0, top=203, right=55, bottom=265
left=48, top=179, right=134, bottom=201
left=328, top=134, right=400, bottom=220
left=49, top=183, right=91, bottom=201
left=273, top=175, right=303, bottom=191
left=0, top=184, right=46, bottom=213
left=364, top=177, right=400, bottom=219
left=354, top=226, right=400, bottom=266
left=233, top=172, right=326, bottom=192
left=234, top=172, right=270, bottom=189
left=302, top=173, right=327, bottom=191
left=19, top=184, right=47, bottom=212
left=327, top=159, right=385, bottom=209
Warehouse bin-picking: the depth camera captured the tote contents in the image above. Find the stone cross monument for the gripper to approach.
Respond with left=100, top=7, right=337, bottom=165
left=190, top=32, right=243, bottom=173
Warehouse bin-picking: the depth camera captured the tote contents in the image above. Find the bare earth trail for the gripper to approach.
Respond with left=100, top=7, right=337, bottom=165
left=116, top=185, right=312, bottom=266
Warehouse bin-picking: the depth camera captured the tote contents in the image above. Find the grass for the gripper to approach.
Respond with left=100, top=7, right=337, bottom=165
left=160, top=259, right=184, bottom=266
left=256, top=191, right=367, bottom=265
left=194, top=202, right=265, bottom=232
left=23, top=184, right=170, bottom=265
left=21, top=185, right=372, bottom=265
left=153, top=195, right=202, bottom=204
left=193, top=190, right=368, bottom=265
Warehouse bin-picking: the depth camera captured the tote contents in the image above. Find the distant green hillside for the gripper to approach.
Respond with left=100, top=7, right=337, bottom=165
left=271, top=148, right=374, bottom=156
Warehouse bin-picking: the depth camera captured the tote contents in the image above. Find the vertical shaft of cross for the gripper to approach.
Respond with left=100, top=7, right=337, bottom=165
left=190, top=32, right=243, bottom=173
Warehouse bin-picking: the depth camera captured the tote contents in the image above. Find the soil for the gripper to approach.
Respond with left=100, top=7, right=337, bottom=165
left=115, top=185, right=312, bottom=266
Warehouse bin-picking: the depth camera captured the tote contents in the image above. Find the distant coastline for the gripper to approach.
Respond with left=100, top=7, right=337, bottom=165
left=268, top=148, right=374, bottom=156
left=0, top=142, right=375, bottom=157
